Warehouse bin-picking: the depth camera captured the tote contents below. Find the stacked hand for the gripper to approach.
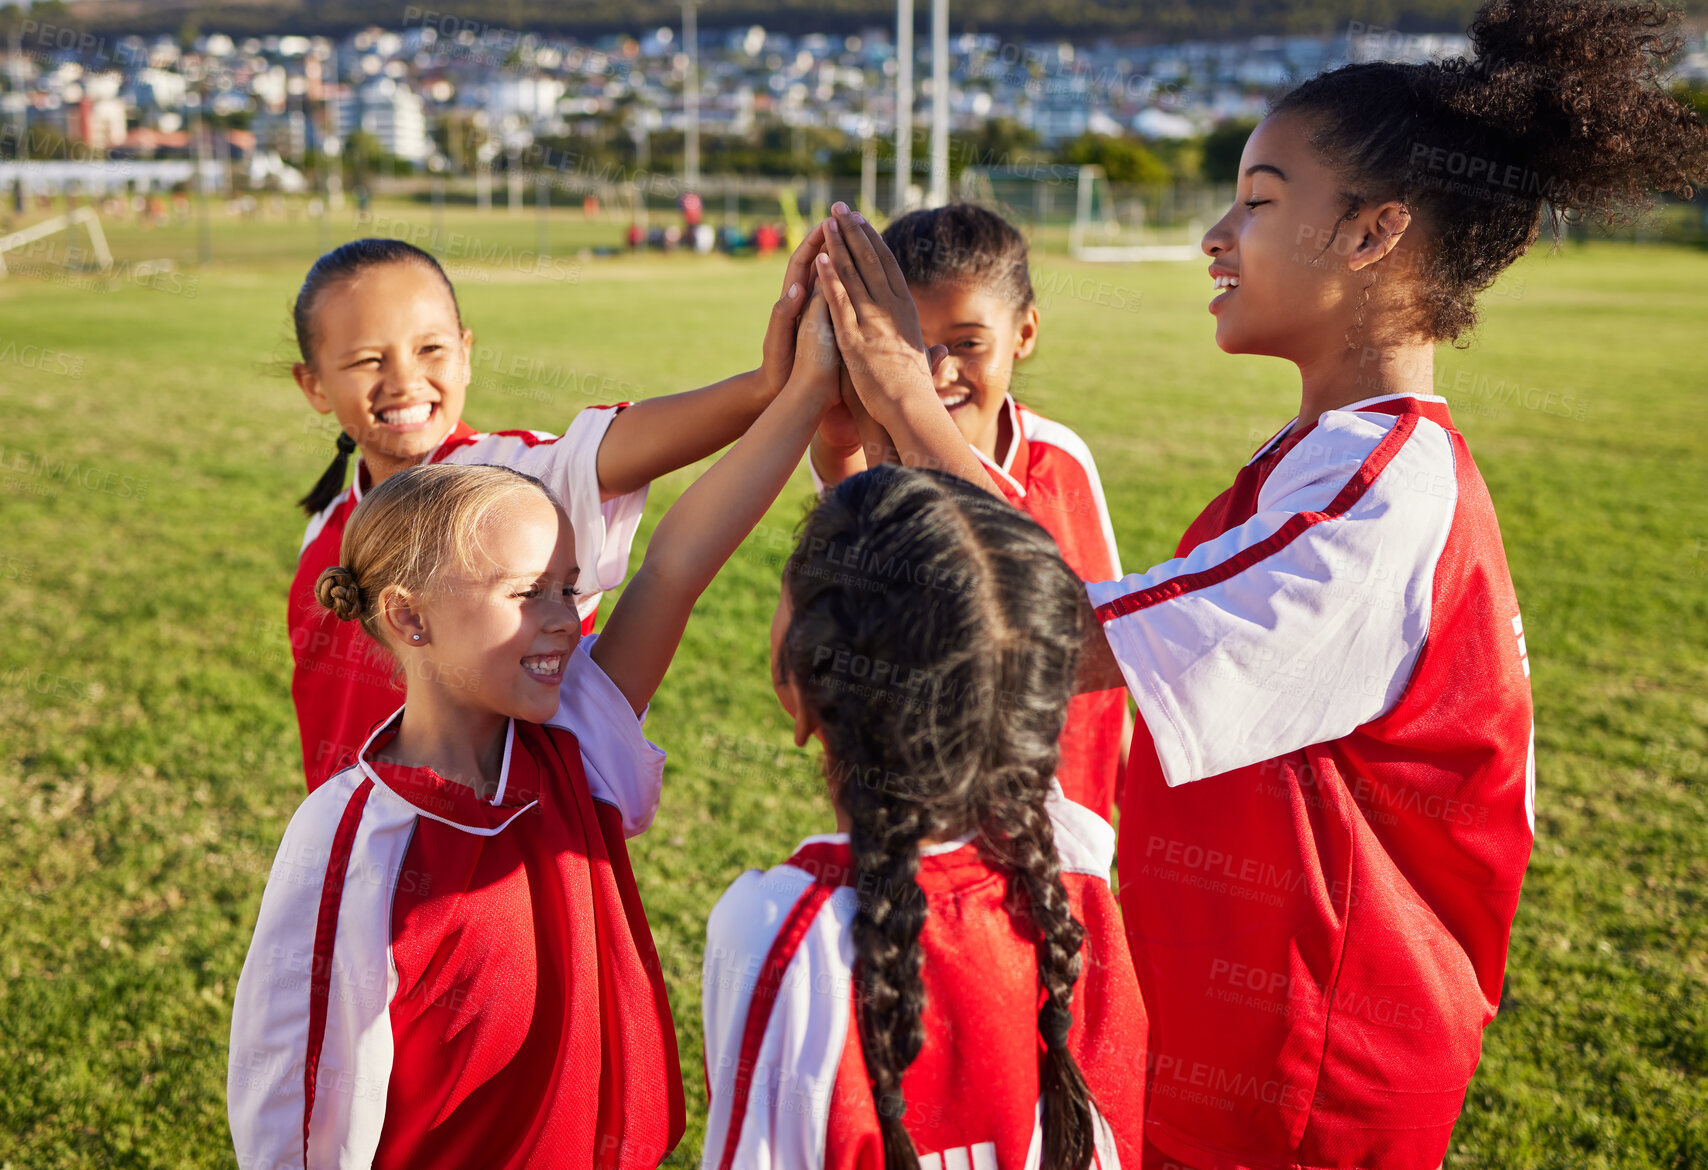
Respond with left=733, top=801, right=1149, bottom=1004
left=810, top=203, right=994, bottom=492
left=758, top=222, right=828, bottom=398
left=758, top=202, right=995, bottom=495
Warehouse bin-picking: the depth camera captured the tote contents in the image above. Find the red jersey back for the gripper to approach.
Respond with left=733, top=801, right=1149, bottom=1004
left=701, top=789, right=1149, bottom=1169
left=1087, top=395, right=1535, bottom=1169
left=289, top=406, right=646, bottom=790
left=977, top=397, right=1128, bottom=821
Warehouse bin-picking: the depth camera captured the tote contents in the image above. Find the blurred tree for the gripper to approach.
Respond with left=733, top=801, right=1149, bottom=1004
left=1202, top=118, right=1260, bottom=184
left=1061, top=134, right=1171, bottom=184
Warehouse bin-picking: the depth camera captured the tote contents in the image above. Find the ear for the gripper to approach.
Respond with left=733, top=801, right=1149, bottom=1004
left=1346, top=201, right=1411, bottom=273
left=1013, top=304, right=1040, bottom=361
left=786, top=679, right=822, bottom=748
left=378, top=586, right=428, bottom=650
left=460, top=327, right=475, bottom=376
left=294, top=361, right=333, bottom=414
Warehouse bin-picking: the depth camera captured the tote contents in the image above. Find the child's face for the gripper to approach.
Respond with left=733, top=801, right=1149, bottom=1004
left=295, top=262, right=473, bottom=467
left=911, top=282, right=1038, bottom=460
left=1199, top=112, right=1375, bottom=362
left=401, top=492, right=581, bottom=727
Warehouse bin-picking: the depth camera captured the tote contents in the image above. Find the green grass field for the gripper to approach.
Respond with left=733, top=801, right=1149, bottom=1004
left=0, top=200, right=1705, bottom=1168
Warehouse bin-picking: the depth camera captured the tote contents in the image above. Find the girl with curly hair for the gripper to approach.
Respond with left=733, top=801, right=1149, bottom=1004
left=811, top=2, right=1708, bottom=1166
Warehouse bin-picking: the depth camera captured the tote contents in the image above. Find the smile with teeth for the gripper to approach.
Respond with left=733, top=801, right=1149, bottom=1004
left=521, top=653, right=564, bottom=679
left=940, top=391, right=973, bottom=411
left=379, top=402, right=435, bottom=426
left=1214, top=274, right=1241, bottom=290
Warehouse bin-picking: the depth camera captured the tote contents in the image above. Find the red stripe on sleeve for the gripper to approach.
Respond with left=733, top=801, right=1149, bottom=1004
left=302, top=777, right=375, bottom=1166
left=1094, top=412, right=1419, bottom=623
left=714, top=880, right=838, bottom=1170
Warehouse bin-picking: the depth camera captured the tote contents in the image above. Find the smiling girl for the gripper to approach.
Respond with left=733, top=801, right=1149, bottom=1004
left=288, top=231, right=822, bottom=790
left=811, top=0, right=1708, bottom=1165
left=229, top=294, right=846, bottom=1169
left=809, top=203, right=1130, bottom=822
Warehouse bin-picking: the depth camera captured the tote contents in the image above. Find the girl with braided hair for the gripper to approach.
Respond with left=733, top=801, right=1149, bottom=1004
left=810, top=2, right=1708, bottom=1167
left=229, top=294, right=847, bottom=1169
left=700, top=464, right=1148, bottom=1170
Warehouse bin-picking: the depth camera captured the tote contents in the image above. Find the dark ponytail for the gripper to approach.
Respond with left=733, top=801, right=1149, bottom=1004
left=291, top=239, right=463, bottom=515
left=1274, top=0, right=1708, bottom=342
left=781, top=465, right=1098, bottom=1169
left=297, top=431, right=357, bottom=516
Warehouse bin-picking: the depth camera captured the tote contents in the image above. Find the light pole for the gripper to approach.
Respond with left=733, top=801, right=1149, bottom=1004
left=893, top=0, right=912, bottom=213
left=682, top=0, right=699, bottom=191
left=928, top=0, right=949, bottom=207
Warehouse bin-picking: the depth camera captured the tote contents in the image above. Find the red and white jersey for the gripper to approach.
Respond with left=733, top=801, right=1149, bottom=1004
left=812, top=394, right=1128, bottom=820
left=977, top=397, right=1127, bottom=821
left=700, top=788, right=1148, bottom=1170
left=1085, top=395, right=1535, bottom=1170
left=289, top=406, right=646, bottom=792
left=228, top=636, right=684, bottom=1170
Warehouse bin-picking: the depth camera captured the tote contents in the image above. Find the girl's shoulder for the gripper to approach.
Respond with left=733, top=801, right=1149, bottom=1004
left=1012, top=399, right=1104, bottom=472
left=707, top=838, right=858, bottom=953
left=539, top=636, right=666, bottom=837
left=1045, top=783, right=1116, bottom=884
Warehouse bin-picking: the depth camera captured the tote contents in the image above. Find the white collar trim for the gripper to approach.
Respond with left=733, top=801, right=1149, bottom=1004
left=354, top=707, right=535, bottom=836
left=792, top=829, right=978, bottom=857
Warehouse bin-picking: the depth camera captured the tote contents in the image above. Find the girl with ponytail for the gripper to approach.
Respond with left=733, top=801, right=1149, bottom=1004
left=700, top=464, right=1147, bottom=1170
left=286, top=227, right=827, bottom=791
left=810, top=3, right=1708, bottom=1168
left=230, top=291, right=848, bottom=1169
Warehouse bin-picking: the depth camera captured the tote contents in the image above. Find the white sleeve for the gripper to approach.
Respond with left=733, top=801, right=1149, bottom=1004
left=227, top=778, right=413, bottom=1169
left=546, top=634, right=667, bottom=837
left=1044, top=781, right=1116, bottom=883
left=1085, top=408, right=1457, bottom=787
left=443, top=405, right=647, bottom=623
left=702, top=870, right=857, bottom=1170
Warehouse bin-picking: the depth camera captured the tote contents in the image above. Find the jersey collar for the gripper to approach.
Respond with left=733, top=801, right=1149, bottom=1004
left=352, top=704, right=538, bottom=835
left=789, top=830, right=979, bottom=856
left=350, top=417, right=480, bottom=504
left=1247, top=393, right=1451, bottom=466
left=973, top=395, right=1027, bottom=498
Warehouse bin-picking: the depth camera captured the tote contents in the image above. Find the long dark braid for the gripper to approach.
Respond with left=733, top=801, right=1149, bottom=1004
left=781, top=465, right=1097, bottom=1169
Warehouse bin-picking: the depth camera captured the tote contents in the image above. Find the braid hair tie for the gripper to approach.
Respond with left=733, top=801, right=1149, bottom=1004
left=314, top=565, right=365, bottom=623
left=1040, top=1000, right=1073, bottom=1049
left=335, top=432, right=356, bottom=456
left=875, top=1090, right=908, bottom=1121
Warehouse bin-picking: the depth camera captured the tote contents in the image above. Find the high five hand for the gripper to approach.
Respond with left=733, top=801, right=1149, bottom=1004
left=814, top=202, right=996, bottom=492
left=758, top=221, right=830, bottom=398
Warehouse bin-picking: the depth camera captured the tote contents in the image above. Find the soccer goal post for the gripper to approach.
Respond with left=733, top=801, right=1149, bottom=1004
left=0, top=206, right=114, bottom=278
left=1067, top=165, right=1202, bottom=263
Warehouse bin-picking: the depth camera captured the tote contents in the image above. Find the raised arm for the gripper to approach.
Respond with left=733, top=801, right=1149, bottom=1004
left=595, top=224, right=827, bottom=499
left=591, top=295, right=843, bottom=715
left=813, top=202, right=1000, bottom=496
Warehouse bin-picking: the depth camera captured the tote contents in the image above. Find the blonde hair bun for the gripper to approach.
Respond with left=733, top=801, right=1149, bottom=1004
left=315, top=565, right=365, bottom=622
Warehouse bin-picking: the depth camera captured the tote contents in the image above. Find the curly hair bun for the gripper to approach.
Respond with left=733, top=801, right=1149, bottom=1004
left=1455, top=0, right=1708, bottom=216
left=1276, top=0, right=1708, bottom=341
left=315, top=565, right=364, bottom=622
